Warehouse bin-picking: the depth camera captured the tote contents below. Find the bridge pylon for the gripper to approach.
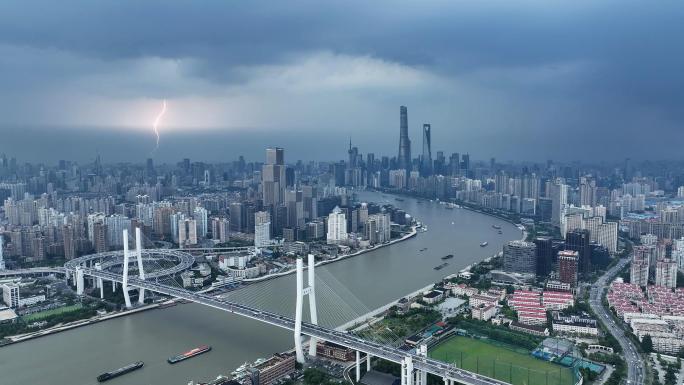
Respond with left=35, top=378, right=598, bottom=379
left=122, top=229, right=133, bottom=308
left=122, top=228, right=147, bottom=309
left=135, top=227, right=146, bottom=305
left=294, top=254, right=319, bottom=363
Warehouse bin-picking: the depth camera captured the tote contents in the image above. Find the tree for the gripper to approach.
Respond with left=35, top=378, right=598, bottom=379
left=641, top=334, right=653, bottom=353
left=665, top=367, right=677, bottom=385
left=303, top=368, right=334, bottom=385
left=677, top=271, right=684, bottom=288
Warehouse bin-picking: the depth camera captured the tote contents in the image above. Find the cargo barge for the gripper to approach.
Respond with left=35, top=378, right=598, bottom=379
left=168, top=345, right=212, bottom=364
left=97, top=361, right=144, bottom=382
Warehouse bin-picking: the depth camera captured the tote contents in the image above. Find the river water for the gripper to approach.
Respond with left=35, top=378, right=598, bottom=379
left=0, top=191, right=521, bottom=385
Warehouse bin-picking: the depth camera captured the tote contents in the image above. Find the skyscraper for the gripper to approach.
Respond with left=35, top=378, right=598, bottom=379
left=558, top=250, right=579, bottom=286
left=630, top=257, right=649, bottom=287
left=421, top=124, right=432, bottom=176
left=397, top=106, right=411, bottom=170
left=326, top=206, right=348, bottom=245
left=178, top=219, right=197, bottom=248
left=566, top=229, right=592, bottom=275
left=254, top=211, right=271, bottom=248
left=547, top=179, right=568, bottom=227
left=503, top=240, right=537, bottom=274
left=0, top=235, right=5, bottom=270
left=533, top=236, right=554, bottom=277
left=655, top=259, right=677, bottom=288
left=262, top=148, right=286, bottom=207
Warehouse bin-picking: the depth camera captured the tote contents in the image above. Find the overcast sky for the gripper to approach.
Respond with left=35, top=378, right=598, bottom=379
left=1, top=0, right=683, bottom=164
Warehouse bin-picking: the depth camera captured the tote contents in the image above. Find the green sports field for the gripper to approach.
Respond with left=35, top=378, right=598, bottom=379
left=22, top=304, right=84, bottom=322
left=429, top=336, right=575, bottom=385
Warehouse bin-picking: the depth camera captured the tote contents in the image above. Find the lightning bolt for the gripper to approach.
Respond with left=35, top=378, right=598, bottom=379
left=151, top=99, right=167, bottom=154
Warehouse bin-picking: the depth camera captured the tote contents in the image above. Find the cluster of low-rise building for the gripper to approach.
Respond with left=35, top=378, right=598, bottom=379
left=445, top=280, right=599, bottom=338
left=507, top=289, right=574, bottom=326
left=607, top=281, right=684, bottom=354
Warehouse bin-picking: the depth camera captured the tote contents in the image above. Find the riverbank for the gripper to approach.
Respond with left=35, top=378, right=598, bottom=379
left=2, top=303, right=160, bottom=346
left=454, top=203, right=527, bottom=240
left=337, top=280, right=437, bottom=332
left=242, top=224, right=418, bottom=284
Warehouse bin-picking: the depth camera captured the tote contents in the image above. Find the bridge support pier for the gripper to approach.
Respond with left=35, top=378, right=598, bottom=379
left=75, top=267, right=84, bottom=295
left=294, top=254, right=319, bottom=364
left=356, top=350, right=361, bottom=382
left=401, top=356, right=414, bottom=385
left=95, top=263, right=104, bottom=299
left=122, top=229, right=132, bottom=309
left=415, top=344, right=427, bottom=385
left=367, top=353, right=371, bottom=372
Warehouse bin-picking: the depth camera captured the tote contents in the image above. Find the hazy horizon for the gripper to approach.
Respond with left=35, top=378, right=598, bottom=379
left=1, top=1, right=683, bottom=162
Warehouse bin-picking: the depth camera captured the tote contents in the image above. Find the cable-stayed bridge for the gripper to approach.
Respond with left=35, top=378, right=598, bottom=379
left=7, top=228, right=514, bottom=385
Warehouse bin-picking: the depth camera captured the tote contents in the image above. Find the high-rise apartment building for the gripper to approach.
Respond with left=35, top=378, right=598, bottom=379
left=547, top=179, right=568, bottom=228
left=0, top=235, right=4, bottom=269
left=583, top=216, right=618, bottom=254
left=365, top=213, right=391, bottom=245
left=178, top=218, right=197, bottom=248
left=634, top=245, right=657, bottom=282
left=630, top=255, right=650, bottom=287
left=326, top=206, right=347, bottom=245
left=655, top=259, right=677, bottom=288
left=254, top=211, right=272, bottom=248
left=92, top=221, right=107, bottom=253
left=105, top=214, right=131, bottom=248
left=194, top=207, right=208, bottom=238
left=211, top=217, right=230, bottom=243
left=580, top=177, right=597, bottom=207
left=230, top=202, right=245, bottom=233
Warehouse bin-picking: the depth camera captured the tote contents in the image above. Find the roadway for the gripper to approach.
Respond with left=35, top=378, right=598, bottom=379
left=0, top=267, right=65, bottom=277
left=588, top=256, right=644, bottom=385
left=74, top=266, right=512, bottom=385
left=64, top=249, right=195, bottom=279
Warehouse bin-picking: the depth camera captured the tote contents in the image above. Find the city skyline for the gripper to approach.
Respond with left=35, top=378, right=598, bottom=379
left=1, top=1, right=684, bottom=162
left=2, top=2, right=682, bottom=385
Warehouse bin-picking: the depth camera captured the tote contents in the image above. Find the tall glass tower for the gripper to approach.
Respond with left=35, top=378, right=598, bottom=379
left=421, top=123, right=432, bottom=176
left=397, top=106, right=411, bottom=170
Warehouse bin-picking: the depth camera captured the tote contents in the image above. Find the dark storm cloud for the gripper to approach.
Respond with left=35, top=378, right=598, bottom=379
left=0, top=0, right=682, bottom=162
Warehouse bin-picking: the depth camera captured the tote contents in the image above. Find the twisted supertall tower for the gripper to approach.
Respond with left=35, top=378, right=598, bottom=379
left=398, top=106, right=411, bottom=170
